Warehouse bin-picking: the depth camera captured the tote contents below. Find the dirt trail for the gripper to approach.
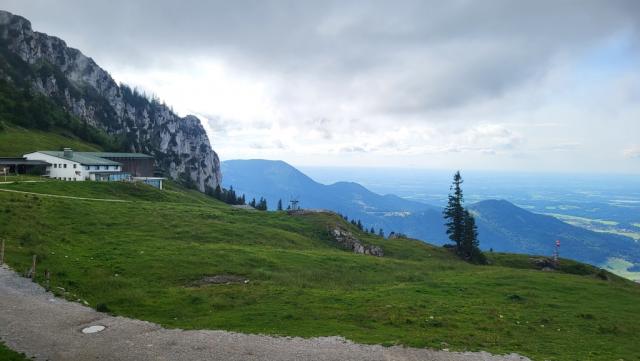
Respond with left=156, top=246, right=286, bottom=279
left=0, top=188, right=129, bottom=202
left=0, top=266, right=530, bottom=361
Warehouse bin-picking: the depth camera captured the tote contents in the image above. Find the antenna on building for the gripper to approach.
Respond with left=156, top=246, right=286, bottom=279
left=289, top=196, right=300, bottom=211
left=553, top=239, right=560, bottom=268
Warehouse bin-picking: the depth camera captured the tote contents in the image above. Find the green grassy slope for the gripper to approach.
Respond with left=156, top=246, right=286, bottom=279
left=0, top=125, right=102, bottom=156
left=0, top=180, right=639, bottom=361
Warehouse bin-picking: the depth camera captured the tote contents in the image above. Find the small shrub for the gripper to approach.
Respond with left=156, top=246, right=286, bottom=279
left=577, top=313, right=595, bottom=320
left=561, top=263, right=592, bottom=276
left=507, top=294, right=525, bottom=302
left=423, top=318, right=445, bottom=328
left=596, top=269, right=609, bottom=281
left=597, top=324, right=620, bottom=335
left=96, top=303, right=111, bottom=313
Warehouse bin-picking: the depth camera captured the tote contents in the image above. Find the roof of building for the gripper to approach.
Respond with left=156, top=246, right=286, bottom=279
left=82, top=152, right=154, bottom=159
left=0, top=157, right=49, bottom=165
left=35, top=151, right=122, bottom=166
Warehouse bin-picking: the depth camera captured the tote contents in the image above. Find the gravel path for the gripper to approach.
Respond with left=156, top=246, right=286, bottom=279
left=0, top=266, right=531, bottom=361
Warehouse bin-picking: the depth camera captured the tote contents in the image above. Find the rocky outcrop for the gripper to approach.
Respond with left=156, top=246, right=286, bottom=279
left=0, top=10, right=221, bottom=192
left=330, top=228, right=384, bottom=257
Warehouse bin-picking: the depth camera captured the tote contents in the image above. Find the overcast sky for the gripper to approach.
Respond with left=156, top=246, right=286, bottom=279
left=4, top=1, right=640, bottom=173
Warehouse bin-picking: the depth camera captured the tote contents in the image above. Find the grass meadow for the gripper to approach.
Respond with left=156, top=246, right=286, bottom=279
left=0, top=180, right=639, bottom=361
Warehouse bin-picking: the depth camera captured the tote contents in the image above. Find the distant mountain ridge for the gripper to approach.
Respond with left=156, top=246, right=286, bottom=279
left=222, top=159, right=640, bottom=272
left=469, top=200, right=640, bottom=266
left=222, top=159, right=432, bottom=214
left=0, top=10, right=221, bottom=192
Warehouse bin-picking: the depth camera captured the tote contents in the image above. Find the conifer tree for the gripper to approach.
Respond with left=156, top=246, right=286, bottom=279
left=213, top=185, right=222, bottom=200
left=443, top=171, right=485, bottom=263
left=277, top=199, right=283, bottom=211
left=378, top=229, right=384, bottom=238
left=443, top=171, right=465, bottom=255
left=356, top=220, right=363, bottom=231
left=462, top=209, right=476, bottom=259
left=257, top=197, right=268, bottom=211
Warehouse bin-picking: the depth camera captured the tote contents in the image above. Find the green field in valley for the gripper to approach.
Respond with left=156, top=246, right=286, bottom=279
left=0, top=180, right=639, bottom=361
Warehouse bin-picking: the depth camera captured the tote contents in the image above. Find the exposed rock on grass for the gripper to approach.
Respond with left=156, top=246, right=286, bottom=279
left=331, top=228, right=384, bottom=257
left=192, top=275, right=249, bottom=286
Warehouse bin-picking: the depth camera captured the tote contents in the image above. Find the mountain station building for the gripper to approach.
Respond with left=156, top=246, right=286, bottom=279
left=10, top=148, right=165, bottom=189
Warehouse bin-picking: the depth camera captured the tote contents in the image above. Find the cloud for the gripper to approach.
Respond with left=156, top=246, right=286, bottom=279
left=624, top=145, right=640, bottom=159
left=3, top=1, right=640, bottom=172
left=339, top=146, right=367, bottom=153
left=6, top=0, right=640, bottom=115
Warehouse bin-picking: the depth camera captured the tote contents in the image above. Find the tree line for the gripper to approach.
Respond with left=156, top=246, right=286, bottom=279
left=340, top=214, right=385, bottom=238
left=209, top=185, right=270, bottom=211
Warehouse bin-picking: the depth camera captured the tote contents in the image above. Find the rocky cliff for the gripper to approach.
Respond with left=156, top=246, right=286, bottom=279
left=0, top=10, right=221, bottom=192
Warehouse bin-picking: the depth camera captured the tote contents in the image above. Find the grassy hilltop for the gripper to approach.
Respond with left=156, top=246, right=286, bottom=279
left=0, top=179, right=639, bottom=361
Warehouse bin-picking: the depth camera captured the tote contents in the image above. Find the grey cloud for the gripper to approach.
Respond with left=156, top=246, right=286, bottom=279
left=4, top=0, right=640, bottom=116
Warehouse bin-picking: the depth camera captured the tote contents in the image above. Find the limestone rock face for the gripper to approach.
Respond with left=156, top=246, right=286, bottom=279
left=0, top=10, right=221, bottom=192
left=331, top=228, right=384, bottom=257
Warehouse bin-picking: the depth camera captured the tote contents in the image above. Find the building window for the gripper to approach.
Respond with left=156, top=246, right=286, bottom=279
left=54, top=164, right=57, bottom=168
left=63, top=164, right=67, bottom=168
left=73, top=164, right=77, bottom=169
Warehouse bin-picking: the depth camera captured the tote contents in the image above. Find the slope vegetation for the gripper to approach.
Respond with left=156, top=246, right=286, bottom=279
left=0, top=180, right=638, bottom=361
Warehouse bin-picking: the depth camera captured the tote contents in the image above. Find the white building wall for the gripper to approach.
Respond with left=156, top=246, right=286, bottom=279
left=24, top=152, right=87, bottom=181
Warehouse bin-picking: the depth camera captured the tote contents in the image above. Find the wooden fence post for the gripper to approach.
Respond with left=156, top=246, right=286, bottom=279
left=45, top=269, right=50, bottom=290
left=31, top=254, right=37, bottom=281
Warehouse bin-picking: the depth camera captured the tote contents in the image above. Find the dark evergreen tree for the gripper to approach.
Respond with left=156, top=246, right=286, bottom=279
left=370, top=227, right=375, bottom=234
left=463, top=209, right=486, bottom=263
left=249, top=198, right=257, bottom=208
left=443, top=171, right=465, bottom=255
left=462, top=209, right=476, bottom=259
left=256, top=197, right=268, bottom=211
left=378, top=229, right=384, bottom=238
left=213, top=185, right=222, bottom=200
left=277, top=199, right=283, bottom=211
left=356, top=220, right=363, bottom=231
left=443, top=171, right=485, bottom=263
